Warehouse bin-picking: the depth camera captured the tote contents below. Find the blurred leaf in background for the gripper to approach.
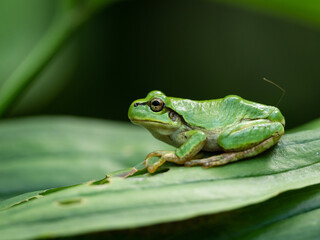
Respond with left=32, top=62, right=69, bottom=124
left=0, top=0, right=77, bottom=115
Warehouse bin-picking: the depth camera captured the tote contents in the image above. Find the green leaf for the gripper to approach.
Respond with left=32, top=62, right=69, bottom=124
left=212, top=0, right=320, bottom=29
left=0, top=116, right=172, bottom=200
left=0, top=124, right=319, bottom=239
left=0, top=0, right=54, bottom=83
left=233, top=184, right=320, bottom=240
left=0, top=0, right=115, bottom=117
left=185, top=182, right=320, bottom=240
left=82, top=183, right=320, bottom=240
left=0, top=190, right=49, bottom=214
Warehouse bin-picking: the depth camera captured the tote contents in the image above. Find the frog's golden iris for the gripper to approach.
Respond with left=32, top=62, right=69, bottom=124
left=150, top=98, right=164, bottom=112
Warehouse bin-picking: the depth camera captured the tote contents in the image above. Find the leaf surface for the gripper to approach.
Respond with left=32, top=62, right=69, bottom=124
left=0, top=119, right=319, bottom=239
left=0, top=116, right=171, bottom=200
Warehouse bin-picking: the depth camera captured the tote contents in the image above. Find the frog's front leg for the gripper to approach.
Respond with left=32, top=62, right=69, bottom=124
left=144, top=130, right=206, bottom=173
left=185, top=119, right=284, bottom=168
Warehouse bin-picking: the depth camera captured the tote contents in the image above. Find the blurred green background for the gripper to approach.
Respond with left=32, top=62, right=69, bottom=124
left=1, top=0, right=320, bottom=129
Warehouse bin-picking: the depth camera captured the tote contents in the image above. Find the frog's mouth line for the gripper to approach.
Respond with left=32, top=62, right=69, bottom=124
left=130, top=119, right=169, bottom=125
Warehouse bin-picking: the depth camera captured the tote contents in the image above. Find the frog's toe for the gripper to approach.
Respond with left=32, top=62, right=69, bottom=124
left=144, top=151, right=163, bottom=166
left=146, top=151, right=162, bottom=159
left=147, top=165, right=156, bottom=174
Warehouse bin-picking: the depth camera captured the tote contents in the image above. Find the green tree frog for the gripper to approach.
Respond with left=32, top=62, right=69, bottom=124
left=128, top=91, right=285, bottom=173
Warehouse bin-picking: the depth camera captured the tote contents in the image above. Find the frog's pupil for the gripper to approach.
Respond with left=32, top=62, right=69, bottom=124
left=152, top=100, right=160, bottom=106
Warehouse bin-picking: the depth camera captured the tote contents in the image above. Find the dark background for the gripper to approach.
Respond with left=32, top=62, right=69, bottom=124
left=4, top=0, right=320, bottom=129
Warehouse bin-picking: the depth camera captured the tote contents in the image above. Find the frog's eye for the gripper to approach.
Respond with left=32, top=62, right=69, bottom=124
left=150, top=98, right=164, bottom=112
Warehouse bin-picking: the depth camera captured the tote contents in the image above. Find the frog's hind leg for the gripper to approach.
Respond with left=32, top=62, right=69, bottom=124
left=185, top=135, right=279, bottom=167
left=185, top=120, right=284, bottom=168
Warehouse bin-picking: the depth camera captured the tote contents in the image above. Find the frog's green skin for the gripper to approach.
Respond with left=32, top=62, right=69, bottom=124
left=128, top=90, right=285, bottom=173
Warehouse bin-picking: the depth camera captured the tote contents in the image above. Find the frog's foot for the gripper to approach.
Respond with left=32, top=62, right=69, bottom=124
left=144, top=150, right=179, bottom=173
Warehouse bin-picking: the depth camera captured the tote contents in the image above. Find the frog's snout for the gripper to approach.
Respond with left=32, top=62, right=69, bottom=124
left=128, top=100, right=144, bottom=121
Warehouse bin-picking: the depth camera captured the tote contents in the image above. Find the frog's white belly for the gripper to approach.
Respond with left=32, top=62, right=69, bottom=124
left=202, top=130, right=222, bottom=152
left=169, top=128, right=222, bottom=152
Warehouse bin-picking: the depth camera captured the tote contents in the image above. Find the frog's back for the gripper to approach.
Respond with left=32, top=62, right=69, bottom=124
left=166, top=95, right=285, bottom=130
